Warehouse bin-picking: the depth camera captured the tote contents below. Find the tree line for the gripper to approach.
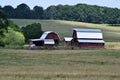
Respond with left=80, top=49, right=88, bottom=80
left=0, top=3, right=120, bottom=24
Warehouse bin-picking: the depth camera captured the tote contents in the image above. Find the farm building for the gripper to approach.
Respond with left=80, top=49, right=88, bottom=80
left=72, top=28, right=105, bottom=48
left=29, top=31, right=60, bottom=48
left=29, top=39, right=43, bottom=46
left=63, top=37, right=73, bottom=46
left=43, top=39, right=55, bottom=48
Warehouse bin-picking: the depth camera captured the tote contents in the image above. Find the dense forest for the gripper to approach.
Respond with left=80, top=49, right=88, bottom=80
left=0, top=3, right=120, bottom=24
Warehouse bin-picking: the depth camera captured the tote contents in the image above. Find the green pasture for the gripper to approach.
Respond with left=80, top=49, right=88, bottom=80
left=11, top=19, right=120, bottom=42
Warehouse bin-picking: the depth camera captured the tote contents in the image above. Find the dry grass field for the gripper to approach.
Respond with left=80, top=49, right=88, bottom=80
left=0, top=49, right=120, bottom=80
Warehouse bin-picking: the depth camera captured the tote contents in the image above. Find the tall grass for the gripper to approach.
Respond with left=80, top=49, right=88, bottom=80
left=0, top=49, right=120, bottom=80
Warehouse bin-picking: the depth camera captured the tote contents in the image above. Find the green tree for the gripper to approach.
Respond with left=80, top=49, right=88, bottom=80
left=45, top=6, right=57, bottom=19
left=5, top=27, right=25, bottom=48
left=1, top=3, right=120, bottom=24
left=15, top=3, right=31, bottom=19
left=33, top=6, right=44, bottom=19
left=3, top=5, right=15, bottom=18
left=0, top=10, right=9, bottom=46
left=21, top=23, right=43, bottom=42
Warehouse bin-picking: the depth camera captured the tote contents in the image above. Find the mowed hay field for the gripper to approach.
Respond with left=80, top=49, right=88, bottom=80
left=0, top=19, right=119, bottom=80
left=0, top=49, right=120, bottom=80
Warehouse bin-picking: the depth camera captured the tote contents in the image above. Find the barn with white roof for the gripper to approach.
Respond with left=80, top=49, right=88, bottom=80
left=72, top=28, right=105, bottom=48
left=29, top=31, right=60, bottom=48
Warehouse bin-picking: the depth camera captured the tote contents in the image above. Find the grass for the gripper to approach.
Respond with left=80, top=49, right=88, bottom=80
left=11, top=19, right=120, bottom=42
left=2, top=19, right=120, bottom=79
left=0, top=49, right=120, bottom=80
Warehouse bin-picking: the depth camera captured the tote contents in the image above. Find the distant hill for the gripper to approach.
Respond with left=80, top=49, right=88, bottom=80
left=1, top=3, right=120, bottom=24
left=11, top=19, right=120, bottom=42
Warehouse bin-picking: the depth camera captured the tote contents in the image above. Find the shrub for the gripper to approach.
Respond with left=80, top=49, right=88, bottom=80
left=0, top=37, right=5, bottom=47
left=5, top=27, right=25, bottom=48
left=21, top=23, right=43, bottom=42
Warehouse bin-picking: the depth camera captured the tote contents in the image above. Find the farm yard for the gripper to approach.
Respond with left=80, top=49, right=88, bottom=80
left=0, top=19, right=120, bottom=80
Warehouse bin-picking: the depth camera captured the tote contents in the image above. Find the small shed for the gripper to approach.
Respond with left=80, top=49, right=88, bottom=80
left=63, top=37, right=73, bottom=46
left=72, top=28, right=105, bottom=48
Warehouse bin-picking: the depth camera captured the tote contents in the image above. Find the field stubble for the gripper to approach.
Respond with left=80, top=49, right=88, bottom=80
left=0, top=49, right=120, bottom=80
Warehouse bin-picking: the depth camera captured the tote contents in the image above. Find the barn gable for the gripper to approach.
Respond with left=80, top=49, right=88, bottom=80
left=40, top=31, right=60, bottom=40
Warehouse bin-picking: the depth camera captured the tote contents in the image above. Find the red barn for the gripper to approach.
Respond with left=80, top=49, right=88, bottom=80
left=72, top=28, right=105, bottom=48
left=40, top=31, right=60, bottom=45
left=29, top=31, right=60, bottom=48
left=63, top=37, right=73, bottom=46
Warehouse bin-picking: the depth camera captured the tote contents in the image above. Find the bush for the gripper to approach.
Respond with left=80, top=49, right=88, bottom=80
left=21, top=23, right=43, bottom=42
left=0, top=37, right=5, bottom=47
left=5, top=27, right=25, bottom=48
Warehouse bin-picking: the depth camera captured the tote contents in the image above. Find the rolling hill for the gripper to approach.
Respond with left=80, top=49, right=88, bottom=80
left=11, top=19, right=120, bottom=42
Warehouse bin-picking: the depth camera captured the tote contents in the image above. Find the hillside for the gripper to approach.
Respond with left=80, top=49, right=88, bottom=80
left=11, top=19, right=120, bottom=42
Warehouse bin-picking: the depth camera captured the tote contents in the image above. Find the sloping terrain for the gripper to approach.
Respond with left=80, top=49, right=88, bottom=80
left=11, top=19, right=120, bottom=42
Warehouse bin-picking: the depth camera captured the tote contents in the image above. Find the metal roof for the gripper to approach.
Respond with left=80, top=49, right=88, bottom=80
left=40, top=31, right=60, bottom=40
left=29, top=31, right=60, bottom=42
left=29, top=39, right=42, bottom=41
left=40, top=33, right=48, bottom=40
left=76, top=32, right=103, bottom=39
left=64, top=37, right=73, bottom=41
left=73, top=28, right=101, bottom=33
left=44, top=39, right=55, bottom=44
left=78, top=39, right=105, bottom=43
